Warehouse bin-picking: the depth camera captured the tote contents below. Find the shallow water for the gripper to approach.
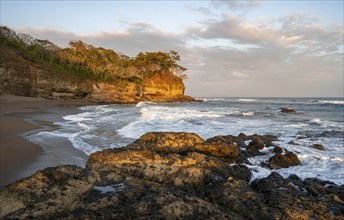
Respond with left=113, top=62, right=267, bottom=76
left=28, top=97, right=344, bottom=185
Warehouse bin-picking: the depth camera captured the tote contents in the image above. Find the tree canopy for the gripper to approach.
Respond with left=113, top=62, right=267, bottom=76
left=0, top=26, right=188, bottom=83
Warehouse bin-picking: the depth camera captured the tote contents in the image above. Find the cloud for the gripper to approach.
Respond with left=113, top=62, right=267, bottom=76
left=183, top=12, right=343, bottom=97
left=13, top=11, right=343, bottom=97
left=17, top=23, right=185, bottom=57
left=232, top=71, right=247, bottom=78
left=211, top=0, right=261, bottom=11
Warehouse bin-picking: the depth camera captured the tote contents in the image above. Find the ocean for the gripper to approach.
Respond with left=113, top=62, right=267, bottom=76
left=28, top=97, right=344, bottom=185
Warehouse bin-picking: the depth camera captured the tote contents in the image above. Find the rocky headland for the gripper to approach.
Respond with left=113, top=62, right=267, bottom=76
left=0, top=46, right=194, bottom=103
left=0, top=27, right=194, bottom=103
left=1, top=132, right=343, bottom=219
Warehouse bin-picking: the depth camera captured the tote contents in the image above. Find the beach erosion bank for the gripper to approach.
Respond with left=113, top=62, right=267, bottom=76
left=0, top=95, right=92, bottom=186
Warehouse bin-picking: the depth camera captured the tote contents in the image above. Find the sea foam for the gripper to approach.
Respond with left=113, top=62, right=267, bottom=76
left=26, top=98, right=344, bottom=185
left=319, top=100, right=344, bottom=105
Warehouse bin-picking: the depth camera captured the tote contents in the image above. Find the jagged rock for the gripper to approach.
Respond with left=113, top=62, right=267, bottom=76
left=245, top=137, right=268, bottom=157
left=195, top=136, right=239, bottom=161
left=1, top=132, right=343, bottom=219
left=268, top=151, right=301, bottom=169
left=280, top=108, right=296, bottom=113
left=273, top=146, right=283, bottom=154
left=0, top=165, right=94, bottom=218
left=251, top=172, right=344, bottom=219
left=87, top=133, right=232, bottom=190
left=87, top=132, right=228, bottom=188
left=203, top=180, right=271, bottom=219
left=227, top=164, right=252, bottom=182
left=127, top=132, right=205, bottom=153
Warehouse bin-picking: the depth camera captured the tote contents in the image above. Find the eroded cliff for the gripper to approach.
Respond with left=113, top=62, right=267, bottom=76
left=0, top=46, right=194, bottom=103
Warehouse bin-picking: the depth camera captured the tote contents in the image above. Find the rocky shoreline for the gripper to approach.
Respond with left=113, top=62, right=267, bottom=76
left=1, top=132, right=343, bottom=219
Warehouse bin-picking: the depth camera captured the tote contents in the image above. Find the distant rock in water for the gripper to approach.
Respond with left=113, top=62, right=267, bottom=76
left=280, top=108, right=296, bottom=113
left=1, top=132, right=343, bottom=219
left=310, top=144, right=325, bottom=151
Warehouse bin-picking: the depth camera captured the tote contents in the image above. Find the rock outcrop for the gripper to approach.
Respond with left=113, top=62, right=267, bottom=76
left=280, top=108, right=297, bottom=113
left=268, top=150, right=302, bottom=169
left=1, top=132, right=343, bottom=219
left=0, top=46, right=194, bottom=103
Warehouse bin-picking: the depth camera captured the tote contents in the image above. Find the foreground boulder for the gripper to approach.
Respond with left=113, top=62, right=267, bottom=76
left=1, top=132, right=343, bottom=219
left=87, top=132, right=233, bottom=191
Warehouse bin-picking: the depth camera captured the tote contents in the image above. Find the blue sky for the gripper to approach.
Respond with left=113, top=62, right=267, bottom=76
left=1, top=0, right=343, bottom=97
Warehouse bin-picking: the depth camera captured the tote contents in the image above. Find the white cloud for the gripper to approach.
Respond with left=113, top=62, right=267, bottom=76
left=13, top=9, right=343, bottom=97
left=232, top=71, right=247, bottom=78
left=211, top=0, right=261, bottom=11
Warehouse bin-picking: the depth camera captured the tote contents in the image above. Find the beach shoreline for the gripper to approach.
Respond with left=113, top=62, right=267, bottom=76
left=0, top=95, right=94, bottom=186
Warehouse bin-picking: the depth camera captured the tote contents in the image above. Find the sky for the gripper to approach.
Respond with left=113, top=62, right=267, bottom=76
left=1, top=0, right=343, bottom=97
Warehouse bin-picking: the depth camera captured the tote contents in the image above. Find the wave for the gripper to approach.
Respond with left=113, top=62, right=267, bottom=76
left=63, top=113, right=93, bottom=122
left=238, top=99, right=256, bottom=102
left=140, top=106, right=223, bottom=121
left=318, top=100, right=344, bottom=105
left=135, top=101, right=157, bottom=107
left=284, top=123, right=309, bottom=128
left=242, top=112, right=254, bottom=116
left=246, top=138, right=344, bottom=185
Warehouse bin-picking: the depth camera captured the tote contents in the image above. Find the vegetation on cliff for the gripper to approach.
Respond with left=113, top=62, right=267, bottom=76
left=0, top=26, right=188, bottom=84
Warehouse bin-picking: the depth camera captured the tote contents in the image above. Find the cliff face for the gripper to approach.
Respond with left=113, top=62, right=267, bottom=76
left=0, top=47, right=194, bottom=103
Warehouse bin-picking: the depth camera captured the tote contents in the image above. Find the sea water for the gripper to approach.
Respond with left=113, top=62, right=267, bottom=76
left=28, top=97, right=344, bottom=185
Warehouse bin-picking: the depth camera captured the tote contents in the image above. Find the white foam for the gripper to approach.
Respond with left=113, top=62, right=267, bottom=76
left=79, top=105, right=109, bottom=111
left=63, top=112, right=94, bottom=122
left=238, top=98, right=256, bottom=102
left=140, top=106, right=223, bottom=121
left=247, top=136, right=344, bottom=185
left=135, top=101, right=157, bottom=107
left=319, top=100, right=344, bottom=105
left=310, top=118, right=322, bottom=124
left=284, top=123, right=309, bottom=128
left=242, top=112, right=254, bottom=116
left=69, top=135, right=100, bottom=155
left=26, top=99, right=344, bottom=185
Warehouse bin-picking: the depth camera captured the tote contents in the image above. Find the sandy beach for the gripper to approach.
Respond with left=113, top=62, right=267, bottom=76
left=0, top=95, right=94, bottom=186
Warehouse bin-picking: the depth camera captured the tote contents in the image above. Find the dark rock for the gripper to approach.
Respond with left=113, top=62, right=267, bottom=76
left=310, top=144, right=325, bottom=150
left=245, top=137, right=267, bottom=157
left=288, top=140, right=300, bottom=145
left=251, top=173, right=344, bottom=219
left=317, top=130, right=344, bottom=138
left=0, top=165, right=94, bottom=218
left=268, top=151, right=301, bottom=169
left=227, top=164, right=252, bottom=182
left=280, top=108, right=296, bottom=113
left=273, top=146, right=283, bottom=154
left=1, top=132, right=343, bottom=220
left=248, top=137, right=266, bottom=150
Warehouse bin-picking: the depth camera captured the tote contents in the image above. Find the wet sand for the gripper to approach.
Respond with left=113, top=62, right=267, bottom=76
left=0, top=95, right=94, bottom=186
